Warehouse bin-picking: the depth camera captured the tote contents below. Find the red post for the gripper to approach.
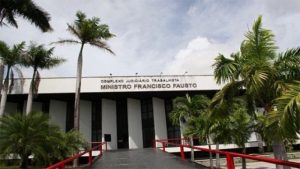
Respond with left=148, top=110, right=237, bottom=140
left=99, top=143, right=103, bottom=156
left=59, top=164, right=65, bottom=169
left=180, top=144, right=186, bottom=160
left=162, top=142, right=166, bottom=152
left=88, top=150, right=92, bottom=167
left=226, top=154, right=235, bottom=169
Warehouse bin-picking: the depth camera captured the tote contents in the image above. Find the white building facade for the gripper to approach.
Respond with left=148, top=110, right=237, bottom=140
left=6, top=75, right=244, bottom=150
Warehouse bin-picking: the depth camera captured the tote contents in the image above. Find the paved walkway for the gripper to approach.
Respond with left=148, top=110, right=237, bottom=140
left=91, top=149, right=207, bottom=169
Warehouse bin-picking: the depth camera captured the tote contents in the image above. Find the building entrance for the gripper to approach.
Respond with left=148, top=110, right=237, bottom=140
left=117, top=98, right=129, bottom=149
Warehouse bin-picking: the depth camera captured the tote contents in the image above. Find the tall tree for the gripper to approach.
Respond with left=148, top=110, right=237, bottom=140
left=0, top=41, right=24, bottom=116
left=0, top=0, right=52, bottom=32
left=22, top=43, right=65, bottom=114
left=185, top=112, right=214, bottom=168
left=0, top=0, right=52, bottom=97
left=169, top=94, right=211, bottom=162
left=210, top=97, right=253, bottom=169
left=212, top=16, right=300, bottom=169
left=52, top=10, right=114, bottom=144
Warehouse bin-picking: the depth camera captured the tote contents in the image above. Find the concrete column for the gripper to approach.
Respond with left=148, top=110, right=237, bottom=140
left=153, top=97, right=168, bottom=147
left=127, top=98, right=143, bottom=149
left=49, top=100, right=67, bottom=131
left=102, top=99, right=117, bottom=150
left=79, top=100, right=92, bottom=142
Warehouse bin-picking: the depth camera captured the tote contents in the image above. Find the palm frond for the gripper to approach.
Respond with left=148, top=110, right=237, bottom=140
left=51, top=39, right=81, bottom=45
left=242, top=15, right=277, bottom=61
left=213, top=53, right=239, bottom=84
left=4, top=11, right=18, bottom=28
left=89, top=40, right=115, bottom=55
left=25, top=43, right=65, bottom=70
left=274, top=81, right=300, bottom=136
left=96, top=24, right=116, bottom=40
left=246, top=69, right=269, bottom=95
left=210, top=80, right=244, bottom=108
left=44, top=57, right=66, bottom=69
left=275, top=47, right=300, bottom=81
left=0, top=40, right=10, bottom=57
left=67, top=24, right=81, bottom=40
left=16, top=0, right=52, bottom=32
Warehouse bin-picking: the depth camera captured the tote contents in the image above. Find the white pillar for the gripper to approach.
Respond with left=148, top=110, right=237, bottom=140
left=153, top=97, right=168, bottom=147
left=79, top=100, right=92, bottom=142
left=127, top=98, right=143, bottom=149
left=101, top=99, right=117, bottom=150
left=49, top=100, right=67, bottom=131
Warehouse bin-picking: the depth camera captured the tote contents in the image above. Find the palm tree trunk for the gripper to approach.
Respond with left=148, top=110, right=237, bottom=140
left=207, top=137, right=213, bottom=169
left=0, top=61, right=4, bottom=92
left=179, top=119, right=185, bottom=139
left=216, top=142, right=220, bottom=168
left=272, top=140, right=290, bottom=169
left=26, top=68, right=37, bottom=114
left=0, top=66, right=10, bottom=116
left=73, top=43, right=84, bottom=167
left=242, top=145, right=247, bottom=169
left=190, top=137, right=194, bottom=161
left=74, top=43, right=84, bottom=131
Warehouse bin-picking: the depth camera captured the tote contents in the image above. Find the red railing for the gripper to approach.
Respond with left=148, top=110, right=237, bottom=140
left=46, top=142, right=107, bottom=169
left=155, top=139, right=300, bottom=169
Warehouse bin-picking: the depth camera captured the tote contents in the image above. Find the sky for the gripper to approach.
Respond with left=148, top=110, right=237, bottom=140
left=1, top=0, right=300, bottom=78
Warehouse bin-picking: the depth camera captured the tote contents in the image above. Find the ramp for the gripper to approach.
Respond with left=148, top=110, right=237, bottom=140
left=91, top=148, right=207, bottom=169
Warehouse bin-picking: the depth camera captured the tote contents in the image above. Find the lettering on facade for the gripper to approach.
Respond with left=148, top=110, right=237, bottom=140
left=100, top=77, right=198, bottom=91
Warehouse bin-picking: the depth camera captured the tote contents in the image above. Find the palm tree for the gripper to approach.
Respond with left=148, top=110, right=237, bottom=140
left=0, top=112, right=62, bottom=169
left=54, top=129, right=88, bottom=161
left=209, top=97, right=253, bottom=169
left=185, top=112, right=214, bottom=168
left=0, top=0, right=52, bottom=32
left=0, top=41, right=25, bottom=116
left=0, top=112, right=87, bottom=169
left=52, top=11, right=114, bottom=133
left=23, top=43, right=65, bottom=114
left=0, top=0, right=52, bottom=98
left=169, top=94, right=211, bottom=162
left=212, top=16, right=300, bottom=169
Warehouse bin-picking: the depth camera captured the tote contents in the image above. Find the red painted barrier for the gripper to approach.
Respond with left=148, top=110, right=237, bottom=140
left=46, top=142, right=107, bottom=169
left=155, top=139, right=300, bottom=169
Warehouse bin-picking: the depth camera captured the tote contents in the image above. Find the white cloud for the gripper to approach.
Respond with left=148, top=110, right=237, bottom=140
left=164, top=37, right=231, bottom=75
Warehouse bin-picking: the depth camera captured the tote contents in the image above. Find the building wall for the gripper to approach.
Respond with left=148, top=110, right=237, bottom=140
left=101, top=99, right=117, bottom=150
left=11, top=75, right=221, bottom=94
left=49, top=100, right=67, bottom=131
left=153, top=97, right=168, bottom=147
left=127, top=98, right=143, bottom=149
left=79, top=100, right=92, bottom=142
